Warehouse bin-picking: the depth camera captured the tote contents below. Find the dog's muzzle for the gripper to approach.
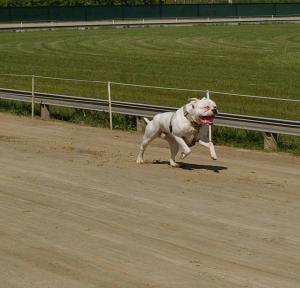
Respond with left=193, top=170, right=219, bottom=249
left=212, top=108, right=218, bottom=115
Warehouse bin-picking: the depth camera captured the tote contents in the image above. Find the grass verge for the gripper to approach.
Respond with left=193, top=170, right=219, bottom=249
left=0, top=24, right=300, bottom=120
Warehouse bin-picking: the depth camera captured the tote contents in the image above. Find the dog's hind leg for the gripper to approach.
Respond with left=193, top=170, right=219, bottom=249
left=136, top=120, right=160, bottom=164
left=164, top=134, right=180, bottom=167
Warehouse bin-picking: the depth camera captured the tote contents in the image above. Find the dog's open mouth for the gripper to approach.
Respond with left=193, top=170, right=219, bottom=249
left=200, top=116, right=215, bottom=125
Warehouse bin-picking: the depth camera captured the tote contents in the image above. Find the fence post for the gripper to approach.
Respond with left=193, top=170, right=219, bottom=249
left=264, top=132, right=278, bottom=151
left=31, top=75, right=35, bottom=118
left=206, top=90, right=212, bottom=142
left=107, top=81, right=113, bottom=130
left=136, top=116, right=146, bottom=133
left=40, top=103, right=50, bottom=120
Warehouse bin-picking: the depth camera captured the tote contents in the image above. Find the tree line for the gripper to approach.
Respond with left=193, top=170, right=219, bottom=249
left=0, top=0, right=298, bottom=7
left=1, top=0, right=159, bottom=6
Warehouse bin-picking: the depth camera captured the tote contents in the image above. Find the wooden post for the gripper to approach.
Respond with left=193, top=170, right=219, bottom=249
left=31, top=75, right=35, bottom=118
left=40, top=103, right=50, bottom=120
left=264, top=132, right=278, bottom=151
left=199, top=125, right=209, bottom=143
left=136, top=116, right=146, bottom=133
left=107, top=81, right=113, bottom=130
left=206, top=90, right=212, bottom=142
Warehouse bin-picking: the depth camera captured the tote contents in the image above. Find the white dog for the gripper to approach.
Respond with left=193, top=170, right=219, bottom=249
left=136, top=97, right=218, bottom=167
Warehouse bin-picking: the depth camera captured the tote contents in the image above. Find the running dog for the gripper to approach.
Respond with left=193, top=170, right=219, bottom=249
left=136, top=97, right=218, bottom=167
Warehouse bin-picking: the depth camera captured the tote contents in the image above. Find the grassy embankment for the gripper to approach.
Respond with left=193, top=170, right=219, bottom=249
left=0, top=24, right=299, bottom=154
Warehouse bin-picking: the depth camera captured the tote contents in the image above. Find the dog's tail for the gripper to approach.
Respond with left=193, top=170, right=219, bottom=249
left=144, top=117, right=150, bottom=124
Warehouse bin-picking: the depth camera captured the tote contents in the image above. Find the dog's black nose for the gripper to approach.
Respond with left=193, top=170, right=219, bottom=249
left=212, top=108, right=218, bottom=115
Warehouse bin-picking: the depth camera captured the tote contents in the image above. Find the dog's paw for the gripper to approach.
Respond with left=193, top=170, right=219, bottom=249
left=160, top=133, right=166, bottom=139
left=136, top=158, right=144, bottom=164
left=180, top=150, right=191, bottom=160
left=170, top=160, right=180, bottom=167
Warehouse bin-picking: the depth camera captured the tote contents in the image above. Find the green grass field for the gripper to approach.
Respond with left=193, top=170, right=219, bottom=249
left=0, top=23, right=300, bottom=121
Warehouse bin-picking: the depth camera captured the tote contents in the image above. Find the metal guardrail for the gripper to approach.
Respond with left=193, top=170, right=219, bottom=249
left=0, top=87, right=300, bottom=136
left=1, top=16, right=300, bottom=31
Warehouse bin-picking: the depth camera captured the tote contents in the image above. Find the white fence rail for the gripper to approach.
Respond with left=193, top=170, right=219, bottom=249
left=0, top=73, right=299, bottom=149
left=1, top=16, right=300, bottom=32
left=1, top=73, right=299, bottom=104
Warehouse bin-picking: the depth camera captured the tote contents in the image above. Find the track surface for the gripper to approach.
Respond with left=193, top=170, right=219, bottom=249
left=1, top=112, right=300, bottom=288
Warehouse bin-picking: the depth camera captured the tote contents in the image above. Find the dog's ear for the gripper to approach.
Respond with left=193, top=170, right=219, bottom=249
left=188, top=98, right=199, bottom=102
left=188, top=98, right=199, bottom=109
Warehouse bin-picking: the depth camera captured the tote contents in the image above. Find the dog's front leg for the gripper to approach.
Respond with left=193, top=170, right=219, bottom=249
left=172, top=135, right=192, bottom=159
left=199, top=140, right=217, bottom=160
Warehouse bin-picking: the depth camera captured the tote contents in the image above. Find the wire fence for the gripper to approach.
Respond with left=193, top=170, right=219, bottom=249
left=0, top=73, right=300, bottom=128
left=0, top=73, right=299, bottom=103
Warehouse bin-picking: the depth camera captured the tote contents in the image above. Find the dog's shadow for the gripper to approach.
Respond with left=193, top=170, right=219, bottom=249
left=152, top=160, right=227, bottom=173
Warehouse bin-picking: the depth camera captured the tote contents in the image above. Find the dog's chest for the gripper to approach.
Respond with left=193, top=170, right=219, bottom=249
left=183, top=127, right=200, bottom=147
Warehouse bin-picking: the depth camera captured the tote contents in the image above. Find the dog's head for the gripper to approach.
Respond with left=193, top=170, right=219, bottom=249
left=187, top=97, right=218, bottom=125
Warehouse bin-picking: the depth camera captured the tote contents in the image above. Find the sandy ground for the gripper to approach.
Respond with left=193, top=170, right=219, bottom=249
left=0, top=112, right=300, bottom=288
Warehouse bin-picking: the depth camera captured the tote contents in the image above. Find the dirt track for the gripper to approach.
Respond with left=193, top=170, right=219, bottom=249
left=0, top=112, right=300, bottom=288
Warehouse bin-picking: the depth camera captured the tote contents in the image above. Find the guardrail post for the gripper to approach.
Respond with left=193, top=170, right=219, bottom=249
left=264, top=132, right=278, bottom=151
left=107, top=81, right=113, bottom=130
left=136, top=116, right=146, bottom=133
left=31, top=75, right=35, bottom=118
left=40, top=103, right=50, bottom=120
left=206, top=90, right=212, bottom=142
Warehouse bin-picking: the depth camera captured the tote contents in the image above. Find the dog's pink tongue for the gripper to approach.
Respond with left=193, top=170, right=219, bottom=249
left=201, top=119, right=211, bottom=125
left=200, top=116, right=214, bottom=125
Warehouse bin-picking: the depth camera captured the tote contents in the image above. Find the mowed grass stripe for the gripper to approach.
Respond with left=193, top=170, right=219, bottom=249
left=0, top=24, right=300, bottom=120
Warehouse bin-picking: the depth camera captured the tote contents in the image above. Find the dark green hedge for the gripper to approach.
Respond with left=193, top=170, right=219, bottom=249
left=1, top=3, right=300, bottom=22
left=1, top=0, right=300, bottom=7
